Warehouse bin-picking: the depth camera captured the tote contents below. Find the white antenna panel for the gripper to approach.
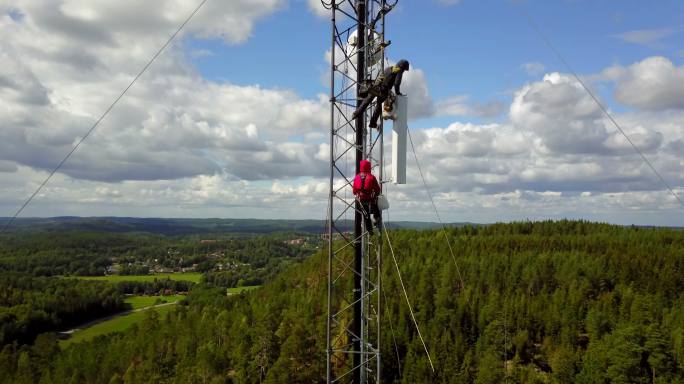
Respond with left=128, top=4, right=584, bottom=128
left=392, top=95, right=407, bottom=184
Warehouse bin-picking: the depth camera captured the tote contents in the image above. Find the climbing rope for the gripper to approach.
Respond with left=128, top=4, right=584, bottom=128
left=382, top=221, right=435, bottom=372
left=406, top=127, right=471, bottom=309
left=382, top=286, right=403, bottom=377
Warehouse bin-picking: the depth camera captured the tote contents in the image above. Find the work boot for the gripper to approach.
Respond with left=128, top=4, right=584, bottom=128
left=368, top=121, right=378, bottom=129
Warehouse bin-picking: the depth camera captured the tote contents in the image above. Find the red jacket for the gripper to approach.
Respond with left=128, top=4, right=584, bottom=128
left=353, top=160, right=381, bottom=201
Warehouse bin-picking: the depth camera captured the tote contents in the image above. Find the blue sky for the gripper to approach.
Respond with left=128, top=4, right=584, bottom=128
left=1, top=0, right=683, bottom=225
left=189, top=0, right=684, bottom=225
left=190, top=0, right=684, bottom=121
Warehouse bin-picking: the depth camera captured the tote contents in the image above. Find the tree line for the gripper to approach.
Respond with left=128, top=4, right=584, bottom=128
left=0, top=274, right=124, bottom=346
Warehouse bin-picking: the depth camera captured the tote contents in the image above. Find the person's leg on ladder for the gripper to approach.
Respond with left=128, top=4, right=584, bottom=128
left=352, top=94, right=376, bottom=121
left=371, top=200, right=381, bottom=229
left=361, top=200, right=374, bottom=235
left=369, top=93, right=387, bottom=128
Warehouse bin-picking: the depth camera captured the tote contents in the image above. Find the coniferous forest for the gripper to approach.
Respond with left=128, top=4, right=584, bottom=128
left=1, top=220, right=683, bottom=383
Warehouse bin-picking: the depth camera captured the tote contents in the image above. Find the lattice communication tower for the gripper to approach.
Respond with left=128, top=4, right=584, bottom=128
left=325, top=0, right=397, bottom=383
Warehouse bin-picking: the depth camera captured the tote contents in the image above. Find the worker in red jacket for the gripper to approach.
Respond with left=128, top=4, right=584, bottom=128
left=352, top=159, right=382, bottom=235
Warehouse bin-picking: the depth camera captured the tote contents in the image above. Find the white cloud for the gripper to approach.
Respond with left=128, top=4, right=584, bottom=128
left=308, top=0, right=330, bottom=18
left=401, top=68, right=434, bottom=119
left=435, top=96, right=505, bottom=118
left=0, top=1, right=681, bottom=225
left=190, top=49, right=214, bottom=58
left=0, top=0, right=328, bottom=183
left=307, top=0, right=355, bottom=19
left=608, top=56, right=684, bottom=111
left=509, top=72, right=666, bottom=156
left=388, top=67, right=683, bottom=223
left=613, top=27, right=677, bottom=48
left=511, top=73, right=607, bottom=154
left=0, top=165, right=331, bottom=219
left=0, top=161, right=18, bottom=173
left=472, top=100, right=506, bottom=118
left=521, top=62, right=545, bottom=76
left=435, top=96, right=470, bottom=116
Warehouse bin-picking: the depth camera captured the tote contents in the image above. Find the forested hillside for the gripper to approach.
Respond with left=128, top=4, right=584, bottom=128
left=0, top=231, right=315, bottom=283
left=1, top=221, right=683, bottom=383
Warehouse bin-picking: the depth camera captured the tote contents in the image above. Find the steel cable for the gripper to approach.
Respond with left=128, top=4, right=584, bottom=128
left=1, top=0, right=210, bottom=233
left=520, top=9, right=684, bottom=210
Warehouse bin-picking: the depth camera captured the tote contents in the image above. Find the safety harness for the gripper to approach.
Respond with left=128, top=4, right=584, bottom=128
left=359, top=173, right=367, bottom=196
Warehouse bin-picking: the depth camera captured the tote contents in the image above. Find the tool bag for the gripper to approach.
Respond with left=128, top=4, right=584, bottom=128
left=377, top=194, right=390, bottom=211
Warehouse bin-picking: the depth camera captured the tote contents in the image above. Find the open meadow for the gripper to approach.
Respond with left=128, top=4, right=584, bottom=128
left=226, top=285, right=261, bottom=294
left=67, top=273, right=203, bottom=284
left=124, top=294, right=186, bottom=310
left=60, top=303, right=178, bottom=348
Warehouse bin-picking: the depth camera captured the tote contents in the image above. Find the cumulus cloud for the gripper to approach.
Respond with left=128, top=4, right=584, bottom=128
left=50, top=0, right=285, bottom=45
left=607, top=57, right=684, bottom=111
left=510, top=72, right=663, bottom=155
left=401, top=68, right=434, bottom=119
left=0, top=0, right=329, bottom=183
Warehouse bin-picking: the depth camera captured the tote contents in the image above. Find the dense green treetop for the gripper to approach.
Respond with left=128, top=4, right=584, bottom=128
left=1, top=220, right=683, bottom=383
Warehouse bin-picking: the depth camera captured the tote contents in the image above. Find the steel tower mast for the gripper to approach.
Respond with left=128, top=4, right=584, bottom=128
left=326, top=0, right=393, bottom=382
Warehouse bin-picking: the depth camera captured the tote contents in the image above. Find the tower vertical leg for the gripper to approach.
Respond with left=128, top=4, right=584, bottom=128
left=327, top=1, right=391, bottom=382
left=326, top=3, right=336, bottom=383
left=353, top=1, right=366, bottom=383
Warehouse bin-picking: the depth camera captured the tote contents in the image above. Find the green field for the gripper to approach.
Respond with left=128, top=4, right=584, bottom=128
left=226, top=285, right=261, bottom=294
left=68, top=273, right=202, bottom=283
left=124, top=295, right=185, bottom=309
left=60, top=304, right=176, bottom=348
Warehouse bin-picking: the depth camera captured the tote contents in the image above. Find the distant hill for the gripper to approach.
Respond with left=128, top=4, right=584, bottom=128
left=0, top=217, right=478, bottom=235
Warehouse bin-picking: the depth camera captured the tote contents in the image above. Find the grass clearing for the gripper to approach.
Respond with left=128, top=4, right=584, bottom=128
left=227, top=285, right=261, bottom=295
left=124, top=295, right=185, bottom=310
left=67, top=273, right=202, bottom=284
left=60, top=304, right=176, bottom=348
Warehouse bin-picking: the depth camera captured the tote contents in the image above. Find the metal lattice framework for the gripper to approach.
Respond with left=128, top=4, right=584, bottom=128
left=326, top=0, right=394, bottom=382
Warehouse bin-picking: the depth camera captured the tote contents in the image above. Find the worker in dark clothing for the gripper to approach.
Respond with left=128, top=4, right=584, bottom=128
left=351, top=59, right=409, bottom=128
left=352, top=159, right=382, bottom=235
